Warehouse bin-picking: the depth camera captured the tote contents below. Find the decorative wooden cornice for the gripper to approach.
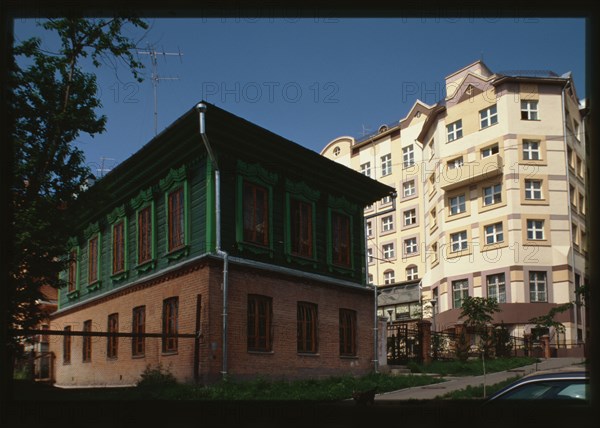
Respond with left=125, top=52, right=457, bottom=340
left=130, top=187, right=155, bottom=209
left=107, top=204, right=127, bottom=224
left=285, top=179, right=321, bottom=201
left=237, top=160, right=278, bottom=185
left=159, top=164, right=188, bottom=191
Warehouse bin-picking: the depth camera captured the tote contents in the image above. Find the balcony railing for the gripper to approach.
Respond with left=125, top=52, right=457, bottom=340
left=439, top=153, right=503, bottom=191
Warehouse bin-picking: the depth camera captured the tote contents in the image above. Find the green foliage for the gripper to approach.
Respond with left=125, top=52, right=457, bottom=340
left=528, top=302, right=572, bottom=334
left=410, top=357, right=537, bottom=377
left=455, top=328, right=470, bottom=362
left=136, top=363, right=178, bottom=388
left=458, top=297, right=502, bottom=359
left=8, top=17, right=147, bottom=353
left=439, top=375, right=522, bottom=399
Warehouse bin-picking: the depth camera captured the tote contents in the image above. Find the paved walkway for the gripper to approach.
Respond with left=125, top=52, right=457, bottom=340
left=375, top=357, right=587, bottom=400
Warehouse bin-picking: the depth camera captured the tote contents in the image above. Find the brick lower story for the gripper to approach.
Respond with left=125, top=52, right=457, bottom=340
left=50, top=258, right=375, bottom=386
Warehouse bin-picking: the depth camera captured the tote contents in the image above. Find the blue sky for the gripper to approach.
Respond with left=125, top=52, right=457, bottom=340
left=14, top=17, right=586, bottom=177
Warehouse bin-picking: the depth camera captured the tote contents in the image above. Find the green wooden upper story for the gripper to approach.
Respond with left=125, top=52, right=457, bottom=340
left=58, top=102, right=393, bottom=310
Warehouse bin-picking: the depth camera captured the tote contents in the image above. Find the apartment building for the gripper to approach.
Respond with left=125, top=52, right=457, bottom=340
left=322, top=61, right=588, bottom=353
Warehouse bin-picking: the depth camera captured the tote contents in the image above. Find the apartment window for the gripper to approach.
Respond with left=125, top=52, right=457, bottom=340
left=449, top=194, right=466, bottom=215
left=368, top=274, right=373, bottom=285
left=332, top=212, right=351, bottom=267
left=524, top=179, right=543, bottom=200
left=403, top=145, right=415, bottom=168
left=572, top=223, right=579, bottom=248
left=383, top=243, right=395, bottom=259
left=367, top=248, right=374, bottom=263
left=480, top=105, right=498, bottom=128
left=450, top=231, right=468, bottom=252
left=366, top=221, right=372, bottom=237
left=339, top=309, right=357, bottom=356
left=107, top=313, right=118, bottom=359
left=579, top=193, right=585, bottom=214
left=383, top=270, right=395, bottom=285
left=88, top=236, right=99, bottom=284
left=333, top=147, right=340, bottom=156
left=243, top=182, right=269, bottom=246
left=132, top=306, right=145, bottom=357
left=522, top=140, right=541, bottom=161
left=487, top=273, right=506, bottom=303
left=112, top=220, right=125, bottom=274
left=481, top=144, right=499, bottom=158
left=248, top=295, right=272, bottom=352
left=569, top=185, right=576, bottom=207
left=360, top=162, right=371, bottom=177
left=521, top=100, right=539, bottom=120
left=529, top=271, right=547, bottom=302
left=484, top=222, right=504, bottom=245
left=381, top=154, right=392, bottom=176
left=68, top=250, right=77, bottom=293
left=576, top=156, right=583, bottom=178
left=581, top=230, right=587, bottom=252
left=403, top=180, right=416, bottom=197
left=297, top=302, right=318, bottom=354
left=290, top=198, right=313, bottom=258
left=403, top=209, right=417, bottom=227
left=567, top=147, right=574, bottom=169
left=82, top=320, right=92, bottom=363
left=63, top=326, right=71, bottom=364
left=404, top=238, right=417, bottom=255
left=381, top=193, right=393, bottom=205
left=382, top=215, right=394, bottom=232
left=162, top=297, right=178, bottom=353
left=527, top=219, right=545, bottom=240
left=406, top=265, right=418, bottom=280
left=452, top=280, right=469, bottom=309
left=138, top=206, right=153, bottom=265
left=447, top=120, right=463, bottom=142
left=447, top=156, right=464, bottom=170
left=167, top=187, right=185, bottom=251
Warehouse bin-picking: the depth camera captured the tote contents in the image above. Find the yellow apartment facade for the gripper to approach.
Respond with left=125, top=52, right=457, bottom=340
left=322, top=61, right=588, bottom=353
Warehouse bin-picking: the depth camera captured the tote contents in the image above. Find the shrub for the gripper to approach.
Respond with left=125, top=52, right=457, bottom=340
left=136, top=363, right=177, bottom=388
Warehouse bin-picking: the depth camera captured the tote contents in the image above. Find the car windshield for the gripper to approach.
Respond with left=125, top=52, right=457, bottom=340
left=500, top=380, right=588, bottom=400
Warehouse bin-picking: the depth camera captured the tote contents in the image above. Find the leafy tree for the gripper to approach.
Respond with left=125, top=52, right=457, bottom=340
left=458, top=297, right=501, bottom=358
left=528, top=302, right=572, bottom=338
left=7, top=17, right=148, bottom=358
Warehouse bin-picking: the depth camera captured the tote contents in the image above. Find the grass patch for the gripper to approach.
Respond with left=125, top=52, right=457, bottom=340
left=438, top=375, right=522, bottom=400
left=406, top=357, right=538, bottom=376
left=13, top=372, right=445, bottom=401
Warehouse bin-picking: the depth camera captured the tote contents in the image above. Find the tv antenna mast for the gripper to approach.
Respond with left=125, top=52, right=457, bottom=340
left=137, top=44, right=183, bottom=135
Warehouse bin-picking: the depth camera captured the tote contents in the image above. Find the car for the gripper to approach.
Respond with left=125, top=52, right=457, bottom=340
left=486, top=370, right=589, bottom=401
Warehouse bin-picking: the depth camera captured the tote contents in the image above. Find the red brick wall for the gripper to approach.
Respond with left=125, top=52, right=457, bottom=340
left=50, top=258, right=375, bottom=386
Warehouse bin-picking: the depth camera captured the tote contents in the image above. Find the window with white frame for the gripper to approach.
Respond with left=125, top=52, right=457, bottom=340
left=403, top=145, right=415, bottom=168
left=403, top=209, right=416, bottom=226
left=527, top=219, right=545, bottom=240
left=529, top=271, right=547, bottom=302
left=381, top=154, right=392, bottom=176
left=483, top=183, right=502, bottom=206
left=484, top=222, right=504, bottom=244
left=521, top=100, right=539, bottom=120
left=381, top=194, right=393, bottom=205
left=368, top=274, right=373, bottom=285
left=486, top=273, right=506, bottom=303
left=449, top=194, right=466, bottom=215
left=406, top=265, right=418, bottom=280
left=404, top=238, right=417, bottom=255
left=480, top=105, right=498, bottom=128
left=360, top=162, right=371, bottom=177
left=366, top=221, right=372, bottom=237
left=450, top=231, right=468, bottom=252
left=481, top=144, right=499, bottom=158
left=452, top=279, right=469, bottom=308
left=383, top=243, right=395, bottom=259
left=403, top=180, right=416, bottom=197
left=367, top=248, right=374, bottom=263
left=447, top=120, right=463, bottom=142
left=524, top=179, right=543, bottom=200
left=447, top=156, right=464, bottom=170
left=522, top=140, right=541, bottom=160
left=383, top=270, right=395, bottom=285
left=381, top=215, right=394, bottom=232
left=431, top=242, right=438, bottom=263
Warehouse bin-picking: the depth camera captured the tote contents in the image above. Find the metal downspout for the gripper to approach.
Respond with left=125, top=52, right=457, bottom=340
left=197, top=103, right=230, bottom=379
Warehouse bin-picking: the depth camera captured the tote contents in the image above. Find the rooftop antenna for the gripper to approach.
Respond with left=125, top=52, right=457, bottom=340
left=361, top=124, right=372, bottom=136
left=97, top=157, right=116, bottom=177
left=137, top=44, right=184, bottom=135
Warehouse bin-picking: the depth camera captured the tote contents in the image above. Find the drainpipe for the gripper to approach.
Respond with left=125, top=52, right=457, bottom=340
left=560, top=84, right=579, bottom=346
left=366, top=216, right=378, bottom=374
left=196, top=103, right=230, bottom=379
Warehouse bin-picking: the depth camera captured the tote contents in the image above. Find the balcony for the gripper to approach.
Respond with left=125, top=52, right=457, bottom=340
left=439, top=153, right=503, bottom=191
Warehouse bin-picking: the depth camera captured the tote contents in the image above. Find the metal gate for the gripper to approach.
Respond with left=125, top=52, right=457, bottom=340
left=386, top=322, right=422, bottom=365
